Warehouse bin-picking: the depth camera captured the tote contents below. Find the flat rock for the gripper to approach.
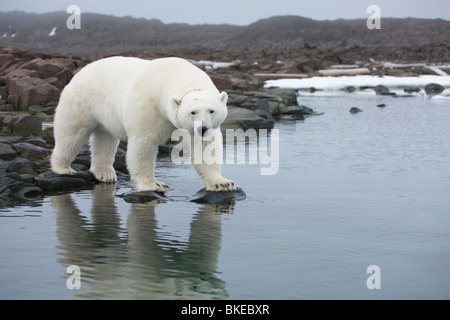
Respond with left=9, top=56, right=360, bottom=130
left=34, top=171, right=98, bottom=192
left=118, top=191, right=166, bottom=203
left=12, top=142, right=52, bottom=159
left=190, top=187, right=246, bottom=205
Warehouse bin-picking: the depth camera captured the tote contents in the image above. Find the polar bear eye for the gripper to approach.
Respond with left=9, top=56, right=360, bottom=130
left=191, top=111, right=196, bottom=115
left=209, top=109, right=215, bottom=114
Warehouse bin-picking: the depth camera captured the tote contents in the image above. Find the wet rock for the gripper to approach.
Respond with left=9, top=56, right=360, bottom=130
left=404, top=86, right=421, bottom=93
left=28, top=105, right=56, bottom=116
left=72, top=144, right=128, bottom=172
left=26, top=137, right=48, bottom=148
left=349, top=107, right=363, bottom=113
left=374, top=85, right=396, bottom=96
left=265, top=88, right=299, bottom=106
left=118, top=191, right=166, bottom=203
left=424, top=83, right=444, bottom=96
left=12, top=142, right=52, bottom=159
left=1, top=158, right=37, bottom=175
left=190, top=187, right=246, bottom=205
left=0, top=135, right=23, bottom=144
left=0, top=142, right=17, bottom=160
left=12, top=115, right=42, bottom=136
left=34, top=171, right=98, bottom=192
left=222, top=106, right=275, bottom=130
left=239, top=98, right=273, bottom=119
left=41, top=126, right=54, bottom=145
left=0, top=176, right=42, bottom=207
left=279, top=105, right=315, bottom=118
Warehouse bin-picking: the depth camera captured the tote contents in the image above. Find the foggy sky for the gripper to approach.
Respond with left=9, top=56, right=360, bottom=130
left=1, top=0, right=449, bottom=25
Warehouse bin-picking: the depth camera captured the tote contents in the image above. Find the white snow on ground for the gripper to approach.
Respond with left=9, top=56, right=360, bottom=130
left=190, top=60, right=235, bottom=70
left=48, top=27, right=57, bottom=36
left=265, top=75, right=450, bottom=97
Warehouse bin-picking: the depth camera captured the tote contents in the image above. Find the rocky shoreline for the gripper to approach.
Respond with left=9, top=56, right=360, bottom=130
left=0, top=46, right=317, bottom=207
left=0, top=45, right=448, bottom=208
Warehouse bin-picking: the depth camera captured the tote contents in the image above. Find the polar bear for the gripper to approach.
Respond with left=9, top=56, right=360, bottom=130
left=51, top=56, right=235, bottom=193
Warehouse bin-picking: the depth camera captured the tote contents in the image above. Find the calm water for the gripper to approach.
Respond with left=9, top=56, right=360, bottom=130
left=1, top=94, right=449, bottom=299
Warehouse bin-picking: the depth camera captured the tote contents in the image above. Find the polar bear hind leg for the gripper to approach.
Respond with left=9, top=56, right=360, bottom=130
left=89, top=128, right=120, bottom=183
left=51, top=111, right=93, bottom=176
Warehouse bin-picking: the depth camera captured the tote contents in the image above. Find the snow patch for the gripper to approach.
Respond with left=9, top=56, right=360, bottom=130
left=48, top=27, right=57, bottom=37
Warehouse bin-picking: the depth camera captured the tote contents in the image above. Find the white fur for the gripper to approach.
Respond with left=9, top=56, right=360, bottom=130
left=51, top=57, right=235, bottom=193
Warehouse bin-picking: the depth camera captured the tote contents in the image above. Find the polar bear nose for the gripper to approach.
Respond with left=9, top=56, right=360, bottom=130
left=201, top=126, right=209, bottom=136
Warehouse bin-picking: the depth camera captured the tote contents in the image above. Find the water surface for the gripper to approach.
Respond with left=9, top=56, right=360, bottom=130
left=1, top=94, right=449, bottom=299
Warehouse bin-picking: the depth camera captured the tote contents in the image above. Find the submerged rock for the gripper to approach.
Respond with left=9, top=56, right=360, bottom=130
left=349, top=107, right=363, bottom=114
left=190, top=187, right=246, bottom=205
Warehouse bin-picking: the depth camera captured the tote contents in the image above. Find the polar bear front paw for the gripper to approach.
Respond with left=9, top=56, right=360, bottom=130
left=51, top=156, right=76, bottom=175
left=51, top=165, right=76, bottom=176
left=91, top=166, right=117, bottom=183
left=205, top=177, right=236, bottom=192
left=136, top=179, right=170, bottom=194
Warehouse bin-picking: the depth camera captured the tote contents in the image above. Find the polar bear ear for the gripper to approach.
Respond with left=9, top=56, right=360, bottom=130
left=219, top=91, right=228, bottom=104
left=171, top=96, right=181, bottom=107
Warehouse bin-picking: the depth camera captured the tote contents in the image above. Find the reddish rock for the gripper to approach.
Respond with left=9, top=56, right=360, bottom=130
left=7, top=95, right=20, bottom=108
left=6, top=76, right=59, bottom=111
left=0, top=86, right=7, bottom=98
left=6, top=68, right=39, bottom=80
left=0, top=54, right=15, bottom=64
left=209, top=75, right=233, bottom=91
left=21, top=58, right=77, bottom=89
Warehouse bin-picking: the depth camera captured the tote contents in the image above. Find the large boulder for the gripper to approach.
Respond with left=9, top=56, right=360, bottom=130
left=20, top=58, right=79, bottom=89
left=6, top=73, right=60, bottom=111
left=12, top=115, right=42, bottom=137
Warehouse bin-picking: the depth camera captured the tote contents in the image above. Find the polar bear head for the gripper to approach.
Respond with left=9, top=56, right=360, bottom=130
left=170, top=90, right=228, bottom=137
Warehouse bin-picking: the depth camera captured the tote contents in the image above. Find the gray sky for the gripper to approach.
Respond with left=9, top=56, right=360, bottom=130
left=1, top=0, right=449, bottom=24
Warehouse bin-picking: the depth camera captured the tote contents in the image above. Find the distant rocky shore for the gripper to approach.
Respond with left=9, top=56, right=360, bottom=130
left=0, top=45, right=448, bottom=207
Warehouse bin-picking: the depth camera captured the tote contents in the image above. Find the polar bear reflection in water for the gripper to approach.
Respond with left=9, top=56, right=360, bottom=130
left=51, top=57, right=236, bottom=193
left=53, top=183, right=230, bottom=299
